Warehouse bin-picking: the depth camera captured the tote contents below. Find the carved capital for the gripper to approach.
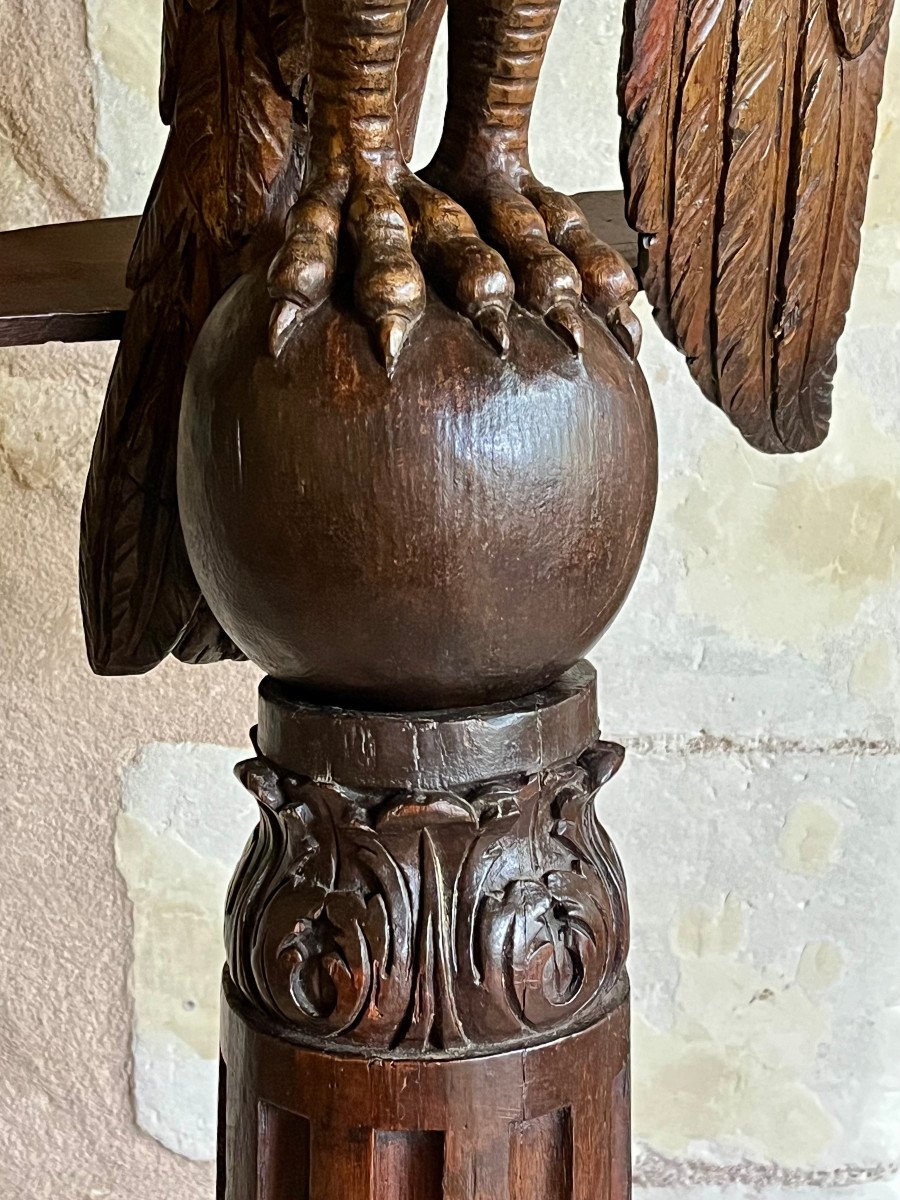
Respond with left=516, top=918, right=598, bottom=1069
left=225, top=737, right=628, bottom=1055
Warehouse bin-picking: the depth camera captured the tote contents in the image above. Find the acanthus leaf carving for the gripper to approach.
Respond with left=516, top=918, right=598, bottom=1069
left=225, top=739, right=629, bottom=1054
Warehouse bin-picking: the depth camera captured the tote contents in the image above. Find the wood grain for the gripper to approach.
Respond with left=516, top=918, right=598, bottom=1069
left=0, top=217, right=138, bottom=347
left=620, top=0, right=893, bottom=452
left=177, top=267, right=656, bottom=708
left=221, top=976, right=629, bottom=1200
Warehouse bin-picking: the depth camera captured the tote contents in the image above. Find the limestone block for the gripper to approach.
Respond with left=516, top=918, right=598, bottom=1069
left=116, top=743, right=256, bottom=1160
left=594, top=289, right=900, bottom=744
left=602, top=748, right=900, bottom=1187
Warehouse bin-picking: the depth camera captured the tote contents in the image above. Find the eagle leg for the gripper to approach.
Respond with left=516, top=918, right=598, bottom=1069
left=268, top=0, right=523, bottom=369
left=421, top=0, right=642, bottom=359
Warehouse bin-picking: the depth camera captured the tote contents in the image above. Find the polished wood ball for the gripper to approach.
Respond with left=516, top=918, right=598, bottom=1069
left=178, top=269, right=657, bottom=709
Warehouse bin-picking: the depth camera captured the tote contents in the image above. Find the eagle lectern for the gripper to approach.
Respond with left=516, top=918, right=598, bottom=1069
left=78, top=0, right=893, bottom=1194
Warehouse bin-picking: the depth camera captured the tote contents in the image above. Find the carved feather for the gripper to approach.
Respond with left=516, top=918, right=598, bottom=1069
left=81, top=0, right=300, bottom=675
left=830, top=0, right=891, bottom=54
left=714, top=0, right=797, bottom=448
left=620, top=0, right=682, bottom=306
left=620, top=0, right=893, bottom=453
left=668, top=0, right=733, bottom=398
left=268, top=0, right=310, bottom=97
left=771, top=1, right=845, bottom=450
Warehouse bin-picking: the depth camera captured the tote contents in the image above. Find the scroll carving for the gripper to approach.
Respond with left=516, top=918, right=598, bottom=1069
left=620, top=0, right=893, bottom=453
left=225, top=740, right=629, bottom=1053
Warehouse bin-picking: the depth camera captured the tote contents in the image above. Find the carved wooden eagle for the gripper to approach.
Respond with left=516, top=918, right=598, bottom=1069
left=80, top=0, right=893, bottom=675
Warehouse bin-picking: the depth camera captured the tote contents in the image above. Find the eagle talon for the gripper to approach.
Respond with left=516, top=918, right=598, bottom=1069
left=378, top=313, right=415, bottom=378
left=546, top=302, right=584, bottom=356
left=473, top=305, right=511, bottom=357
left=607, top=303, right=642, bottom=361
left=269, top=299, right=302, bottom=358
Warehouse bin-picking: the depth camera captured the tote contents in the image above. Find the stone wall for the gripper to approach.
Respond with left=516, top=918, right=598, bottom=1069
left=0, top=2, right=898, bottom=1197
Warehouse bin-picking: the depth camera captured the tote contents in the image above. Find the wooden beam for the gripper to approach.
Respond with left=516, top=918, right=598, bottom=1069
left=0, top=215, right=139, bottom=348
left=0, top=196, right=637, bottom=350
left=574, top=190, right=639, bottom=270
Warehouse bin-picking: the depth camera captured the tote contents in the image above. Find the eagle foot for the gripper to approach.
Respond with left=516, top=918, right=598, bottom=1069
left=268, top=158, right=641, bottom=372
left=423, top=162, right=642, bottom=362
left=267, top=164, right=519, bottom=374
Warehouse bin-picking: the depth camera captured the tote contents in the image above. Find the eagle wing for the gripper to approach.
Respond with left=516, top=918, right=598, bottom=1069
left=620, top=0, right=893, bottom=453
left=80, top=0, right=303, bottom=674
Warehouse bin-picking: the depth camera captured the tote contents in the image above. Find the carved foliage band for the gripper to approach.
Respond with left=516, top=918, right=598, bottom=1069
left=225, top=740, right=629, bottom=1054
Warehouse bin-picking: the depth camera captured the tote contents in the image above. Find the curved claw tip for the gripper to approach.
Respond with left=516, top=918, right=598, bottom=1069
left=475, top=306, right=511, bottom=357
left=608, top=303, right=643, bottom=360
left=546, top=302, right=584, bottom=356
left=269, top=299, right=300, bottom=358
left=378, top=314, right=411, bottom=378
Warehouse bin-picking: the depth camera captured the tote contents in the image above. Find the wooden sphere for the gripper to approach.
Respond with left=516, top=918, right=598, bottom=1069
left=178, top=269, right=657, bottom=709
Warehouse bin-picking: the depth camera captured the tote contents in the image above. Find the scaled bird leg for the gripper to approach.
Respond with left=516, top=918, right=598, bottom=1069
left=425, top=0, right=642, bottom=357
left=268, top=0, right=515, bottom=371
